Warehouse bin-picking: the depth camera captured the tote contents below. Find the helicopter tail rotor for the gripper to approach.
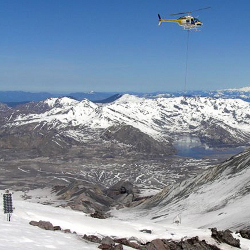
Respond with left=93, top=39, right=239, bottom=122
left=158, top=14, right=162, bottom=26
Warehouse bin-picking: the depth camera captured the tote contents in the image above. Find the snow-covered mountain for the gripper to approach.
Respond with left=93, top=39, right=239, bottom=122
left=2, top=94, right=250, bottom=149
left=145, top=86, right=250, bottom=101
left=209, top=87, right=250, bottom=101
left=0, top=94, right=249, bottom=160
left=224, top=86, right=250, bottom=93
left=137, top=147, right=250, bottom=230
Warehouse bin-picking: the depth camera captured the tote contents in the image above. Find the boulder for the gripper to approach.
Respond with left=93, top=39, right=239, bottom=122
left=211, top=228, right=240, bottom=248
left=114, top=238, right=141, bottom=249
left=114, top=244, right=123, bottom=250
left=83, top=234, right=102, bottom=244
left=140, top=229, right=152, bottom=234
left=63, top=229, right=71, bottom=233
left=98, top=244, right=123, bottom=250
left=98, top=236, right=123, bottom=250
left=53, top=226, right=61, bottom=231
left=90, top=210, right=107, bottom=219
left=29, top=220, right=54, bottom=231
left=145, top=238, right=169, bottom=250
left=101, top=236, right=115, bottom=246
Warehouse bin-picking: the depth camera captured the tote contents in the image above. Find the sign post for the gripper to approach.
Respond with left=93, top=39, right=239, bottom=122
left=3, top=190, right=13, bottom=221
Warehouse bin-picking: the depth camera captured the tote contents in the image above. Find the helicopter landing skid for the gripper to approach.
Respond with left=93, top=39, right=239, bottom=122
left=182, top=26, right=200, bottom=31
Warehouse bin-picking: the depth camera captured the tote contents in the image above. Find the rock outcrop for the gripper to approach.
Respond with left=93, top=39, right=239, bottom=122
left=237, top=229, right=250, bottom=240
left=29, top=220, right=60, bottom=231
left=143, top=237, right=221, bottom=250
left=211, top=228, right=240, bottom=248
left=114, top=236, right=220, bottom=250
left=106, top=180, right=136, bottom=207
left=30, top=220, right=244, bottom=250
left=55, top=180, right=139, bottom=214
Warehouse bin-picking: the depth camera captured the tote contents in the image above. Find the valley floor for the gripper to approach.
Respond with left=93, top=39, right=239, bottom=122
left=0, top=154, right=221, bottom=192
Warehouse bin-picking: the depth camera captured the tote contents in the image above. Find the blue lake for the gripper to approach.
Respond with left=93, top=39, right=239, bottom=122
left=173, top=136, right=246, bottom=159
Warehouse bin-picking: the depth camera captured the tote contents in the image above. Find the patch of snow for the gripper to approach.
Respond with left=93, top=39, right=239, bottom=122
left=1, top=187, right=250, bottom=249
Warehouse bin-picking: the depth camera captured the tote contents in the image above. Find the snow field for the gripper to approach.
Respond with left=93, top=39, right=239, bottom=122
left=1, top=189, right=250, bottom=249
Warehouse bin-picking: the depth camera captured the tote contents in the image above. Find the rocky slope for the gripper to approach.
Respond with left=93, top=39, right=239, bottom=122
left=138, top=147, right=250, bottom=230
left=54, top=180, right=139, bottom=214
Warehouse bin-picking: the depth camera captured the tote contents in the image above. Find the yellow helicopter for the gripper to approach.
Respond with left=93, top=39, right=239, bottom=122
left=158, top=7, right=210, bottom=30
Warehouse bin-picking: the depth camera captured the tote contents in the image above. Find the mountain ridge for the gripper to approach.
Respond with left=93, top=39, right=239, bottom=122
left=1, top=95, right=249, bottom=158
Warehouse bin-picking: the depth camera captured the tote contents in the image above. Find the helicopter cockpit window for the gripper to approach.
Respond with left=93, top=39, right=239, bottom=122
left=191, top=18, right=195, bottom=24
left=193, top=18, right=200, bottom=23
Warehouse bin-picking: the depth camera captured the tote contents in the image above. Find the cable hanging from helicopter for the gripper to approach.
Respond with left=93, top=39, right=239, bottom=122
left=158, top=7, right=210, bottom=93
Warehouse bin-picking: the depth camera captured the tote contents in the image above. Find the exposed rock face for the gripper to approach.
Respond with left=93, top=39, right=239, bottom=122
left=0, top=125, right=73, bottom=156
left=101, top=125, right=175, bottom=155
left=106, top=180, right=134, bottom=199
left=106, top=180, right=137, bottom=208
left=211, top=228, right=240, bottom=248
left=57, top=180, right=113, bottom=213
left=237, top=229, right=250, bottom=240
left=198, top=121, right=246, bottom=147
left=56, top=180, right=138, bottom=214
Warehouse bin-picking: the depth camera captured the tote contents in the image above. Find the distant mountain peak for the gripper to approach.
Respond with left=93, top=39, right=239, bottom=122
left=44, top=97, right=79, bottom=108
left=222, top=86, right=250, bottom=92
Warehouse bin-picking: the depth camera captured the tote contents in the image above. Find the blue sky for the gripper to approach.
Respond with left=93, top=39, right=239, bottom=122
left=0, top=0, right=249, bottom=93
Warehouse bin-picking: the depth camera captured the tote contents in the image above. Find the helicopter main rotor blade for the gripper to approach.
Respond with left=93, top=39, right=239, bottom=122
left=170, top=6, right=211, bottom=16
left=191, top=6, right=211, bottom=13
left=170, top=11, right=191, bottom=16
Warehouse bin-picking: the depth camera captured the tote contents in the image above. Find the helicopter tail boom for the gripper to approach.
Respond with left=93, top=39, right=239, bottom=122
left=158, top=14, right=182, bottom=26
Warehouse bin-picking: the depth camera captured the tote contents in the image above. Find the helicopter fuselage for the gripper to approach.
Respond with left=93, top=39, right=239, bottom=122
left=158, top=15, right=203, bottom=30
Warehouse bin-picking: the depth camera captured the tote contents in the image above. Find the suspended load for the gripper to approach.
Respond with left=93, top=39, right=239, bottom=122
left=157, top=7, right=210, bottom=92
